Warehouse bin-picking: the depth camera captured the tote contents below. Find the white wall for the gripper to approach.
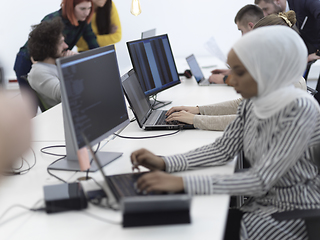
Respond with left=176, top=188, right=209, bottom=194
left=0, top=0, right=252, bottom=88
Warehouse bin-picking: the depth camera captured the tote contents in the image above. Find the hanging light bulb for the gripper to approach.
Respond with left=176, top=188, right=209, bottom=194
left=131, top=0, right=141, bottom=16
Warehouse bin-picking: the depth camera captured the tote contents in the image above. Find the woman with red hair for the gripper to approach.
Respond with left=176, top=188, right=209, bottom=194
left=14, top=0, right=99, bottom=116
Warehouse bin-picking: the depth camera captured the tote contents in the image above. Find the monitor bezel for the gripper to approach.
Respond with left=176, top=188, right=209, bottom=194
left=126, top=34, right=181, bottom=97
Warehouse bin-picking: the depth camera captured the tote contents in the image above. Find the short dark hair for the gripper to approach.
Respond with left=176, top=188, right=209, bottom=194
left=234, top=4, right=264, bottom=25
left=28, top=17, right=64, bottom=61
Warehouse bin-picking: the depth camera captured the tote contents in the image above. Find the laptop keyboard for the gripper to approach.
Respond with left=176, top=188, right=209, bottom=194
left=155, top=111, right=181, bottom=125
left=107, top=172, right=145, bottom=197
left=155, top=111, right=168, bottom=125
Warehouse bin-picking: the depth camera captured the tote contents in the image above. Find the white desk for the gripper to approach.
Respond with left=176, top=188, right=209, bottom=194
left=1, top=59, right=241, bottom=240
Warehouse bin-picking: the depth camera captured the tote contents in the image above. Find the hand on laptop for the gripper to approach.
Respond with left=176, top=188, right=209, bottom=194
left=131, top=148, right=166, bottom=172
left=166, top=106, right=200, bottom=116
left=135, top=171, right=184, bottom=194
left=165, top=110, right=195, bottom=125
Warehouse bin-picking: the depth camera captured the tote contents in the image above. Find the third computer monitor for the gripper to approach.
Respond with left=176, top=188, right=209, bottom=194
left=126, top=34, right=180, bottom=108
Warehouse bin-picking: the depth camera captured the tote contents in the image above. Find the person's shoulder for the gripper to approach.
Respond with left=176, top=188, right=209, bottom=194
left=41, top=9, right=62, bottom=22
left=29, top=63, right=58, bottom=75
left=284, top=97, right=320, bottom=117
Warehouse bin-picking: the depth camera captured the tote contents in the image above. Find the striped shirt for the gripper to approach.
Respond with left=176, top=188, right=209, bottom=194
left=164, top=98, right=320, bottom=239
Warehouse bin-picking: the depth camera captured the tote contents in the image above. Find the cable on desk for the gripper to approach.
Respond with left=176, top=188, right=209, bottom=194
left=2, top=147, right=37, bottom=176
left=0, top=199, right=45, bottom=227
left=113, top=129, right=181, bottom=139
left=47, top=155, right=68, bottom=183
left=41, top=145, right=66, bottom=157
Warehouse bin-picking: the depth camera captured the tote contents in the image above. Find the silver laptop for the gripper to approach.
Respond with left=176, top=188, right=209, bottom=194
left=121, top=69, right=194, bottom=131
left=141, top=28, right=156, bottom=39
left=186, top=54, right=213, bottom=86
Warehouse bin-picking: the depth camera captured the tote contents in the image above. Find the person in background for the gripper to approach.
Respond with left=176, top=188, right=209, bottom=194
left=28, top=17, right=76, bottom=110
left=131, top=26, right=320, bottom=240
left=0, top=88, right=32, bottom=176
left=254, top=0, right=320, bottom=62
left=166, top=11, right=305, bottom=131
left=209, top=4, right=264, bottom=84
left=76, top=0, right=121, bottom=52
left=255, top=0, right=320, bottom=105
left=13, top=0, right=99, bottom=116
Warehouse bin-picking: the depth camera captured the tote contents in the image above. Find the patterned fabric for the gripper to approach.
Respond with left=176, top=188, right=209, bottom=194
left=164, top=98, right=320, bottom=239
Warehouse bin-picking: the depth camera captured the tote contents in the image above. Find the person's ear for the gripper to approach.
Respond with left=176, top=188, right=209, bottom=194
left=248, top=22, right=255, bottom=30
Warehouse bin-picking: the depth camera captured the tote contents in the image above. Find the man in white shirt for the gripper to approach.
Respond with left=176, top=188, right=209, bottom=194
left=28, top=17, right=76, bottom=110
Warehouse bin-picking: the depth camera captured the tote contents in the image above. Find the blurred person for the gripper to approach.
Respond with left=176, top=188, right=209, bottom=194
left=131, top=26, right=320, bottom=240
left=0, top=89, right=32, bottom=176
left=13, top=0, right=99, bottom=116
left=209, top=4, right=264, bottom=84
left=76, top=0, right=121, bottom=52
left=166, top=11, right=305, bottom=131
left=28, top=17, right=77, bottom=110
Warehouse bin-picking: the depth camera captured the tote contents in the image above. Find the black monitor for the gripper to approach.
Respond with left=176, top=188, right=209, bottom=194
left=126, top=34, right=180, bottom=108
left=49, top=45, right=130, bottom=172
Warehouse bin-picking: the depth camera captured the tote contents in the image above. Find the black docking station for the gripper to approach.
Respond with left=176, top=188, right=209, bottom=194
left=43, top=182, right=88, bottom=213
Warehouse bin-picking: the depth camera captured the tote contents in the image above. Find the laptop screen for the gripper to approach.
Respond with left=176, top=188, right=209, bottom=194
left=186, top=54, right=204, bottom=83
left=121, top=69, right=151, bottom=128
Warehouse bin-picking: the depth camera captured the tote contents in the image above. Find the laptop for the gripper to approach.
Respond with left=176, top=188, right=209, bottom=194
left=186, top=54, right=214, bottom=86
left=121, top=69, right=194, bottom=130
left=81, top=132, right=190, bottom=209
left=141, top=28, right=156, bottom=39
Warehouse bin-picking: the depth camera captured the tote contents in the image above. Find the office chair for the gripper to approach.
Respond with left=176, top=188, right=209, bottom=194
left=21, top=75, right=49, bottom=114
left=271, top=143, right=320, bottom=240
left=304, top=60, right=320, bottom=101
left=303, top=60, right=317, bottom=81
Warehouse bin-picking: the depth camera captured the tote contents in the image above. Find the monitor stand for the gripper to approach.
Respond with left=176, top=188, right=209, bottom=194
left=48, top=151, right=123, bottom=172
left=148, top=96, right=172, bottom=110
left=49, top=107, right=123, bottom=172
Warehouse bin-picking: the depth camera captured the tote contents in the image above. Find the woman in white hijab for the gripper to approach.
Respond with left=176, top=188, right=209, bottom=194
left=130, top=26, right=320, bottom=240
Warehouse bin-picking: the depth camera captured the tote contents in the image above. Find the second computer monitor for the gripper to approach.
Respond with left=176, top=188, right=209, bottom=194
left=126, top=34, right=180, bottom=100
left=50, top=45, right=130, bottom=172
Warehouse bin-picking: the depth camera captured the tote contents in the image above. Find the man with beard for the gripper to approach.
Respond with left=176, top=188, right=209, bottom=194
left=28, top=17, right=77, bottom=110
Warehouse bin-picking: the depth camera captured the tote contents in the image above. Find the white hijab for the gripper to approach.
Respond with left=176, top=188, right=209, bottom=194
left=232, top=26, right=317, bottom=119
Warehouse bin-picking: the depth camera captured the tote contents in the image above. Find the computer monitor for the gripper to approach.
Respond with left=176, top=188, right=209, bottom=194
left=49, top=45, right=130, bottom=172
left=126, top=34, right=180, bottom=108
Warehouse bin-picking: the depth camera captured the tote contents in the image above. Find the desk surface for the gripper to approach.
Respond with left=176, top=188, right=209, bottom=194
left=1, top=58, right=240, bottom=240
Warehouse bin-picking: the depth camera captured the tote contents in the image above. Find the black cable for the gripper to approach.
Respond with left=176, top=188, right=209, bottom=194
left=113, top=129, right=181, bottom=139
left=2, top=147, right=37, bottom=176
left=41, top=145, right=66, bottom=157
left=47, top=156, right=68, bottom=183
left=0, top=199, right=45, bottom=226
